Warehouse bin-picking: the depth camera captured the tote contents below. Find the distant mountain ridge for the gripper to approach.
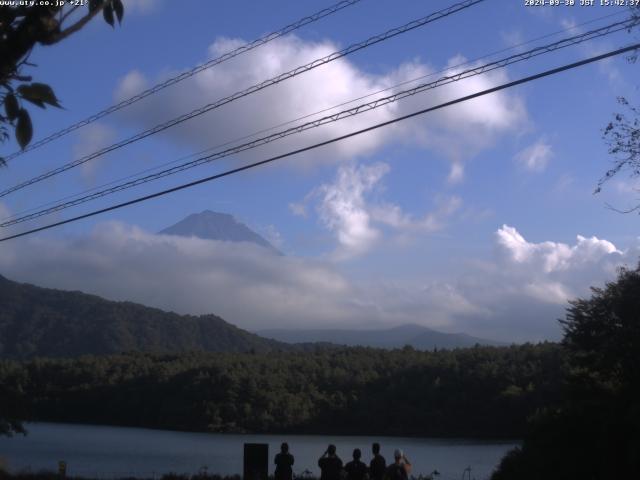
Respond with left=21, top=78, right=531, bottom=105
left=259, top=323, right=505, bottom=350
left=0, top=274, right=286, bottom=359
left=160, top=210, right=280, bottom=254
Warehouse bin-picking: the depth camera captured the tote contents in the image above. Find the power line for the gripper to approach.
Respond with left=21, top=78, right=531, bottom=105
left=2, top=8, right=628, bottom=224
left=1, top=43, right=637, bottom=243
left=2, top=16, right=636, bottom=228
left=2, top=0, right=364, bottom=162
left=0, top=0, right=486, bottom=198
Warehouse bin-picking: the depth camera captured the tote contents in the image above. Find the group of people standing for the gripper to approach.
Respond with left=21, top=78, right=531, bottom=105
left=274, top=442, right=412, bottom=480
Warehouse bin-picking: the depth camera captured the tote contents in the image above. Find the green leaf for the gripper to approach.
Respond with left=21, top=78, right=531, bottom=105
left=18, top=90, right=45, bottom=108
left=33, top=83, right=61, bottom=107
left=17, top=83, right=61, bottom=108
left=89, top=0, right=103, bottom=12
left=103, top=3, right=114, bottom=27
left=113, top=0, right=124, bottom=24
left=15, top=108, right=33, bottom=150
left=4, top=94, right=19, bottom=121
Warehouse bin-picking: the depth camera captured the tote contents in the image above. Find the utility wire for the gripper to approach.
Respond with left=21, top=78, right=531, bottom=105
left=0, top=0, right=486, bottom=198
left=2, top=7, right=628, bottom=224
left=2, top=17, right=636, bottom=228
left=2, top=0, right=364, bottom=162
left=1, top=43, right=637, bottom=243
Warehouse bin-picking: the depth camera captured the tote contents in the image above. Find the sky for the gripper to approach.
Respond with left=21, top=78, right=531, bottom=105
left=1, top=0, right=639, bottom=342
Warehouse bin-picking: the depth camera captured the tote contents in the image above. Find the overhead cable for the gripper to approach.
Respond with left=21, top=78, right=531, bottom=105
left=2, top=7, right=628, bottom=224
left=0, top=0, right=486, bottom=198
left=1, top=42, right=637, bottom=242
left=2, top=0, right=364, bottom=162
left=2, top=17, right=636, bottom=228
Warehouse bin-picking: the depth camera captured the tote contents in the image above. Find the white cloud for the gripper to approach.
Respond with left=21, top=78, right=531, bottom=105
left=443, top=225, right=640, bottom=341
left=288, top=201, right=308, bottom=218
left=112, top=35, right=527, bottom=175
left=488, top=224, right=628, bottom=311
left=559, top=18, right=625, bottom=87
left=0, top=223, right=354, bottom=330
left=122, top=0, right=161, bottom=14
left=316, top=162, right=387, bottom=258
left=0, top=202, right=10, bottom=222
left=261, top=224, right=284, bottom=249
left=116, top=70, right=148, bottom=98
left=559, top=18, right=579, bottom=33
left=298, top=162, right=461, bottom=258
left=0, top=222, right=481, bottom=333
left=0, top=201, right=49, bottom=240
left=0, top=222, right=637, bottom=342
left=515, top=139, right=553, bottom=172
left=350, top=279, right=490, bottom=331
left=501, top=30, right=525, bottom=49
left=614, top=179, right=640, bottom=195
left=447, top=162, right=465, bottom=184
left=553, top=173, right=575, bottom=193
left=371, top=195, right=462, bottom=232
left=496, top=224, right=620, bottom=275
left=72, top=123, right=117, bottom=183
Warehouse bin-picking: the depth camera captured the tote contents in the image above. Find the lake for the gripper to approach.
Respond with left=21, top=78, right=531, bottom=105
left=0, top=423, right=518, bottom=480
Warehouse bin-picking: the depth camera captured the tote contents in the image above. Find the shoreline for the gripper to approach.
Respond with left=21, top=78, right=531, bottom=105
left=18, top=421, right=522, bottom=443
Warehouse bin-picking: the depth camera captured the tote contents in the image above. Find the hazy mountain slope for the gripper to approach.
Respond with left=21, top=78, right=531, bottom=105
left=0, top=274, right=286, bottom=359
left=159, top=210, right=280, bottom=254
left=259, top=324, right=504, bottom=350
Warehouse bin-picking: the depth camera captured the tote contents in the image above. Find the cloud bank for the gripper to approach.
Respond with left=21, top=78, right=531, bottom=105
left=112, top=35, right=527, bottom=177
left=0, top=220, right=637, bottom=342
left=450, top=225, right=639, bottom=340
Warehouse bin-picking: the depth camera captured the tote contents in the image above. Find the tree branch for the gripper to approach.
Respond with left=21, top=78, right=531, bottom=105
left=41, top=4, right=105, bottom=45
left=604, top=202, right=640, bottom=214
left=60, top=5, right=82, bottom=24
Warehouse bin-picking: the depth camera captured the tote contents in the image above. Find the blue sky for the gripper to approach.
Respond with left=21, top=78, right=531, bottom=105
left=1, top=0, right=639, bottom=341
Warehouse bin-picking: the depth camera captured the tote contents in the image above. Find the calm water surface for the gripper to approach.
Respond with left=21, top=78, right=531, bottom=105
left=0, top=423, right=518, bottom=480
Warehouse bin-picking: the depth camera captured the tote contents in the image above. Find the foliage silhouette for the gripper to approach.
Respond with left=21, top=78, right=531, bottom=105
left=0, top=0, right=124, bottom=164
left=492, top=263, right=640, bottom=479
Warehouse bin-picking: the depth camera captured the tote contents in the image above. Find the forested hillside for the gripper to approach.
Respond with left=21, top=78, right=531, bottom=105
left=259, top=324, right=503, bottom=349
left=0, top=275, right=285, bottom=358
left=0, top=343, right=564, bottom=438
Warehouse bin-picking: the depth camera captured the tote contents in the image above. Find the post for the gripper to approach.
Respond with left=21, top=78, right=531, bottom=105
left=58, top=461, right=67, bottom=478
left=243, top=443, right=268, bottom=480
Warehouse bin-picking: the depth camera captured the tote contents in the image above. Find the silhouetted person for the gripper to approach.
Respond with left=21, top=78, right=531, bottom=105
left=384, top=449, right=411, bottom=480
left=345, top=448, right=368, bottom=480
left=370, top=443, right=386, bottom=480
left=318, top=444, right=343, bottom=480
left=274, top=442, right=294, bottom=480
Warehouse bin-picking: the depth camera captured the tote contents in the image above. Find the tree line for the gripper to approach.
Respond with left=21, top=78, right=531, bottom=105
left=0, top=342, right=564, bottom=439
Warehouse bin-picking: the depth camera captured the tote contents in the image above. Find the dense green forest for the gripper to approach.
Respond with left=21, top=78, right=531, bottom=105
left=492, top=264, right=640, bottom=479
left=0, top=275, right=287, bottom=359
left=0, top=343, right=563, bottom=438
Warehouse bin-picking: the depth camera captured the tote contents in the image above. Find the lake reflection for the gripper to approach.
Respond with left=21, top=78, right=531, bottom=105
left=0, top=423, right=518, bottom=480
